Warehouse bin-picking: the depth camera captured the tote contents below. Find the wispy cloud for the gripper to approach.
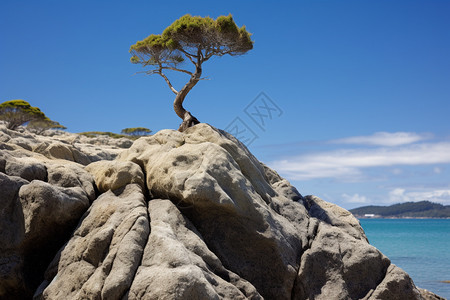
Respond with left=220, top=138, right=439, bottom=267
left=270, top=140, right=450, bottom=181
left=341, top=193, right=370, bottom=204
left=331, top=132, right=431, bottom=147
left=268, top=132, right=450, bottom=207
left=388, top=188, right=450, bottom=205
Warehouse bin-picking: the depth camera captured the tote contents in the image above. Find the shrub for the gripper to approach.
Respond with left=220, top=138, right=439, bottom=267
left=121, top=127, right=152, bottom=136
left=0, top=100, right=46, bottom=130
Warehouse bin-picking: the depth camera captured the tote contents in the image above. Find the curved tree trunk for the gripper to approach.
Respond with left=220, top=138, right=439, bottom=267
left=174, top=65, right=202, bottom=132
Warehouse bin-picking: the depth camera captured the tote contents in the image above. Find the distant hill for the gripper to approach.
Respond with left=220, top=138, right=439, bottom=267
left=350, top=201, right=450, bottom=218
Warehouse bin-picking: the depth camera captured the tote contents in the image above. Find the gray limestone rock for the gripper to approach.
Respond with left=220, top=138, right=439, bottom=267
left=0, top=123, right=437, bottom=299
left=0, top=131, right=97, bottom=298
left=362, top=264, right=423, bottom=299
left=0, top=173, right=28, bottom=298
left=85, top=160, right=145, bottom=193
left=127, top=199, right=261, bottom=300
left=35, top=184, right=149, bottom=300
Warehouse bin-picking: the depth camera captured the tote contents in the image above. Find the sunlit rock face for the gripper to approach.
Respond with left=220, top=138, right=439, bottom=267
left=0, top=124, right=431, bottom=299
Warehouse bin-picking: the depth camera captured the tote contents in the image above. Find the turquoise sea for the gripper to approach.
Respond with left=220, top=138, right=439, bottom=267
left=359, top=219, right=450, bottom=299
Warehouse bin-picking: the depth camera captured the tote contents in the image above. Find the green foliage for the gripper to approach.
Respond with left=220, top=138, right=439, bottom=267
left=129, top=14, right=253, bottom=68
left=130, top=33, right=183, bottom=66
left=78, top=131, right=127, bottom=139
left=121, top=127, right=152, bottom=136
left=350, top=201, right=450, bottom=218
left=27, top=118, right=67, bottom=134
left=0, top=99, right=47, bottom=130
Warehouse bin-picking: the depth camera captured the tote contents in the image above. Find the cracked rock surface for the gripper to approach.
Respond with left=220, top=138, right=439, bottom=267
left=0, top=123, right=441, bottom=299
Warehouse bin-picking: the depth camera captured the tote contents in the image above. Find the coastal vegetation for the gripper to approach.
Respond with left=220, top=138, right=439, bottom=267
left=121, top=127, right=152, bottom=136
left=0, top=99, right=65, bottom=133
left=79, top=128, right=152, bottom=140
left=27, top=119, right=66, bottom=134
left=350, top=201, right=450, bottom=218
left=130, top=14, right=253, bottom=132
left=78, top=131, right=128, bottom=139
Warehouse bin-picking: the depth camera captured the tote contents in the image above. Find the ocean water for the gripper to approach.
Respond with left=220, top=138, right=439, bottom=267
left=359, top=219, right=450, bottom=299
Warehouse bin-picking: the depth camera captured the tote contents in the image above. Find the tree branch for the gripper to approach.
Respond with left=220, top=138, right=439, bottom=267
left=179, top=49, right=197, bottom=64
left=157, top=70, right=178, bottom=95
left=161, top=66, right=193, bottom=76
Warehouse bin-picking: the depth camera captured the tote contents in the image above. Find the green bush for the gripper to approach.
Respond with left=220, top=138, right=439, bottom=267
left=0, top=99, right=65, bottom=134
left=27, top=119, right=67, bottom=134
left=0, top=100, right=46, bottom=130
left=78, top=131, right=128, bottom=139
left=121, top=127, right=152, bottom=136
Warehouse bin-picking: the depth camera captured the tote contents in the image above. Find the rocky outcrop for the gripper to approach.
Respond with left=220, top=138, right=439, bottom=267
left=35, top=183, right=149, bottom=299
left=0, top=123, right=442, bottom=299
left=0, top=126, right=126, bottom=298
left=0, top=125, right=130, bottom=165
left=0, top=152, right=95, bottom=298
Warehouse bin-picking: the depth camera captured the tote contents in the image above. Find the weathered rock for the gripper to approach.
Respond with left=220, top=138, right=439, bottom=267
left=46, top=163, right=96, bottom=202
left=0, top=130, right=97, bottom=299
left=71, top=142, right=123, bottom=163
left=35, top=184, right=149, bottom=300
left=85, top=160, right=145, bottom=193
left=0, top=168, right=94, bottom=299
left=0, top=124, right=129, bottom=166
left=118, top=124, right=304, bottom=299
left=7, top=137, right=34, bottom=151
left=418, top=288, right=447, bottom=300
left=0, top=173, right=28, bottom=298
left=4, top=156, right=47, bottom=182
left=293, top=221, right=391, bottom=299
left=1, top=123, right=438, bottom=299
left=76, top=135, right=133, bottom=149
left=33, top=141, right=91, bottom=165
left=127, top=199, right=261, bottom=300
left=362, top=264, right=423, bottom=299
left=304, top=195, right=367, bottom=241
left=19, top=180, right=91, bottom=248
left=115, top=124, right=425, bottom=299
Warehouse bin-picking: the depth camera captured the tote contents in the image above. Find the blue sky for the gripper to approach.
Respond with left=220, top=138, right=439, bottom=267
left=1, top=0, right=449, bottom=209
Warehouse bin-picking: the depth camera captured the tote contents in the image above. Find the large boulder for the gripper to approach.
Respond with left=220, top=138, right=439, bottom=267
left=35, top=124, right=425, bottom=299
left=2, top=123, right=440, bottom=299
left=85, top=160, right=145, bottom=193
left=116, top=124, right=305, bottom=299
left=0, top=142, right=96, bottom=298
left=35, top=184, right=149, bottom=300
left=127, top=199, right=262, bottom=300
left=362, top=264, right=423, bottom=299
left=0, top=173, right=28, bottom=298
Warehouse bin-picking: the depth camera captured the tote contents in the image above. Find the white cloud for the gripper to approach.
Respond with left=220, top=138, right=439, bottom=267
left=270, top=142, right=450, bottom=181
left=388, top=188, right=410, bottom=203
left=388, top=188, right=450, bottom=205
left=341, top=193, right=369, bottom=204
left=433, top=167, right=442, bottom=174
left=332, top=132, right=431, bottom=147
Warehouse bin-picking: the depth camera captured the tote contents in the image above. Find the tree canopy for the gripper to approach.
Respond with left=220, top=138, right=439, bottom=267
left=0, top=100, right=65, bottom=133
left=130, top=14, right=253, bottom=131
left=121, top=127, right=152, bottom=136
left=27, top=119, right=67, bottom=134
left=0, top=100, right=47, bottom=130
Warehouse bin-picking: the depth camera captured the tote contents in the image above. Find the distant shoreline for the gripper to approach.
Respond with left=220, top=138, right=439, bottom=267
left=350, top=201, right=450, bottom=219
left=356, top=216, right=450, bottom=219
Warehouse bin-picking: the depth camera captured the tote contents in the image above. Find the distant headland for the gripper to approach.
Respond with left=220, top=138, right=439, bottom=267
left=350, top=201, right=450, bottom=219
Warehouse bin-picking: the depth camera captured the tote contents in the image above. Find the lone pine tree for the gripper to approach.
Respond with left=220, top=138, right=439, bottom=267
left=130, top=14, right=253, bottom=131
